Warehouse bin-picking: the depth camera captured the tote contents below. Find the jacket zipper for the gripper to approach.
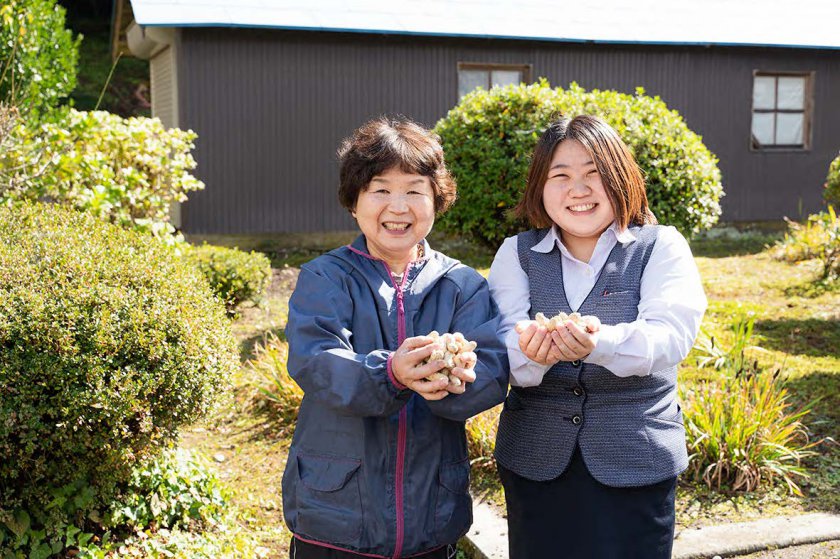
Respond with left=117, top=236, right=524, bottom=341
left=386, top=263, right=410, bottom=559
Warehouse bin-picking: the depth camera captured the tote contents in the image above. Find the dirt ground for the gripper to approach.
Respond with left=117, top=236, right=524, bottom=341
left=180, top=267, right=300, bottom=556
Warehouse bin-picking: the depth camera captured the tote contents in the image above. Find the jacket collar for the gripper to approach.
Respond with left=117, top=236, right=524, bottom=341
left=530, top=222, right=636, bottom=254
left=348, top=234, right=432, bottom=263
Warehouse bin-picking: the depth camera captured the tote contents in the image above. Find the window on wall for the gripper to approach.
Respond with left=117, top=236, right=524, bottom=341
left=457, top=63, right=531, bottom=98
left=751, top=72, right=813, bottom=150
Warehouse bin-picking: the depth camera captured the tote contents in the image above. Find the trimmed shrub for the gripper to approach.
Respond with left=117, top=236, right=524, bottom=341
left=0, top=0, right=80, bottom=114
left=1, top=109, right=204, bottom=244
left=435, top=81, right=723, bottom=246
left=0, top=202, right=238, bottom=522
left=185, top=244, right=272, bottom=311
left=825, top=152, right=840, bottom=208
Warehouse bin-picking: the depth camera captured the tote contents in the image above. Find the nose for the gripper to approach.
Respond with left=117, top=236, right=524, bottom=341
left=569, top=178, right=590, bottom=197
left=388, top=193, right=410, bottom=212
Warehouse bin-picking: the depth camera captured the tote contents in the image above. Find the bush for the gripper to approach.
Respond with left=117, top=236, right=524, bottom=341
left=1, top=109, right=204, bottom=244
left=106, top=448, right=228, bottom=532
left=774, top=207, right=840, bottom=280
left=0, top=0, right=80, bottom=114
left=682, top=315, right=817, bottom=495
left=434, top=81, right=723, bottom=246
left=185, top=244, right=272, bottom=312
left=1, top=448, right=259, bottom=558
left=0, top=202, right=238, bottom=523
left=825, top=152, right=840, bottom=208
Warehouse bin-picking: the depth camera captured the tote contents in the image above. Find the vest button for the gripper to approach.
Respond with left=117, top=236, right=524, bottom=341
left=571, top=359, right=582, bottom=367
left=571, top=415, right=582, bottom=425
left=573, top=387, right=583, bottom=397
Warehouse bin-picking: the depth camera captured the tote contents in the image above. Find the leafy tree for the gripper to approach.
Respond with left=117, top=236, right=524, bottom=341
left=0, top=0, right=81, bottom=114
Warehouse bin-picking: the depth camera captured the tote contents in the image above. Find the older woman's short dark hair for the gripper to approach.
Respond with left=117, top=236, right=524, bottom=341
left=338, top=117, right=457, bottom=213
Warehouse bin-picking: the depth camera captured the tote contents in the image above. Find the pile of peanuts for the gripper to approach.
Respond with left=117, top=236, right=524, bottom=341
left=532, top=311, right=599, bottom=333
left=423, top=331, right=477, bottom=386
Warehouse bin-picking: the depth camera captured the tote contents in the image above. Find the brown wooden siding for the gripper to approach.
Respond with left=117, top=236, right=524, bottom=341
left=176, top=29, right=840, bottom=233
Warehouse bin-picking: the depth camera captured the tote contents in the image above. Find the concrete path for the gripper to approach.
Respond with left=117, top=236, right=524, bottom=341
left=465, top=498, right=840, bottom=559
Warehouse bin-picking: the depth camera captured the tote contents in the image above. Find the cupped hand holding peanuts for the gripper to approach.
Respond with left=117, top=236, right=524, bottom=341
left=423, top=331, right=477, bottom=395
left=515, top=312, right=601, bottom=365
left=390, top=333, right=478, bottom=399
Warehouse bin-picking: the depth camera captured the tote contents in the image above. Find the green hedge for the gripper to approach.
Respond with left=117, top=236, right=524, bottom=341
left=825, top=152, right=840, bottom=208
left=0, top=202, right=238, bottom=521
left=185, top=244, right=272, bottom=311
left=434, top=81, right=724, bottom=246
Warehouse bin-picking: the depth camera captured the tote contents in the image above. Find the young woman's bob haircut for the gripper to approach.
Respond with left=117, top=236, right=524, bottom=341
left=338, top=116, right=457, bottom=214
left=515, top=114, right=657, bottom=230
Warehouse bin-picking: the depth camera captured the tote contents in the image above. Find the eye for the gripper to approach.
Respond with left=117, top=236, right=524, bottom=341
left=587, top=169, right=599, bottom=176
left=407, top=190, right=425, bottom=195
left=371, top=188, right=389, bottom=194
left=549, top=173, right=568, bottom=180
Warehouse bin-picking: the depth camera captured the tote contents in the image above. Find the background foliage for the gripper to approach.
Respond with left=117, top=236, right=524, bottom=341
left=1, top=108, right=203, bottom=243
left=435, top=81, right=724, bottom=246
left=825, top=151, right=840, bottom=209
left=0, top=0, right=80, bottom=114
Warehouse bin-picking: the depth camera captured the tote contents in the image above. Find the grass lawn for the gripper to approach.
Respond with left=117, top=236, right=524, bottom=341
left=179, top=228, right=839, bottom=555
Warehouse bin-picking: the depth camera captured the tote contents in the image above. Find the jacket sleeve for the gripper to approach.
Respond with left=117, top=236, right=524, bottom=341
left=286, top=265, right=411, bottom=418
left=425, top=272, right=510, bottom=422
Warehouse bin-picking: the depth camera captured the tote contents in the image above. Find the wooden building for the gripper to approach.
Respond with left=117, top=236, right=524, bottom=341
left=111, top=0, right=840, bottom=234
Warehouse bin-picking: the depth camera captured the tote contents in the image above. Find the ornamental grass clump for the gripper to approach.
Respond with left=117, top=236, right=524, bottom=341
left=435, top=80, right=723, bottom=247
left=251, top=333, right=304, bottom=428
left=466, top=406, right=502, bottom=473
left=681, top=315, right=817, bottom=495
left=0, top=202, right=238, bottom=524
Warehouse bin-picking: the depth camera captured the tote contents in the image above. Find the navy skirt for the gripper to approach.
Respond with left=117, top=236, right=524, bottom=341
left=498, top=447, right=677, bottom=559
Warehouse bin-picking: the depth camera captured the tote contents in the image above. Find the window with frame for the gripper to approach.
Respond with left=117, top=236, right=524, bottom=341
left=751, top=72, right=812, bottom=150
left=457, top=63, right=531, bottom=98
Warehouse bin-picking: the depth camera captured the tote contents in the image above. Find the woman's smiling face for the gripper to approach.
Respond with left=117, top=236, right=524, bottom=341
left=542, top=139, right=615, bottom=252
left=354, top=166, right=436, bottom=268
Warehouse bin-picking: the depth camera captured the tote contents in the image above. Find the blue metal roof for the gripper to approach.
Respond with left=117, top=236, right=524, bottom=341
left=128, top=0, right=840, bottom=50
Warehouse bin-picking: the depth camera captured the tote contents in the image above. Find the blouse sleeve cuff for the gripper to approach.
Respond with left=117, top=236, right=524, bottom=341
left=584, top=325, right=619, bottom=367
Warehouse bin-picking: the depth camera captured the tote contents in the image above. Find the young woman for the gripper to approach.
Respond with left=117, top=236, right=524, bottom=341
left=282, top=117, right=508, bottom=558
left=487, top=115, right=706, bottom=558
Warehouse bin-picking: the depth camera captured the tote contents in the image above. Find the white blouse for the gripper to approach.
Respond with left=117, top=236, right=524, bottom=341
left=487, top=223, right=707, bottom=387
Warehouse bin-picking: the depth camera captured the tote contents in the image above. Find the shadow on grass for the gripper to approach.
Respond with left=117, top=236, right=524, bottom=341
left=238, top=326, right=287, bottom=363
left=753, top=318, right=840, bottom=359
left=783, top=277, right=840, bottom=298
left=785, top=371, right=840, bottom=513
left=689, top=235, right=782, bottom=258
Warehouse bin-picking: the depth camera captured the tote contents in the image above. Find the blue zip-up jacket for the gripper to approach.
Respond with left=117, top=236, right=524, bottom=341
left=281, top=235, right=509, bottom=558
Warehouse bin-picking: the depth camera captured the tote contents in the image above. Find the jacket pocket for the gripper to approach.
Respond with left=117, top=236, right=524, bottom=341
left=434, top=459, right=472, bottom=544
left=295, top=453, right=363, bottom=545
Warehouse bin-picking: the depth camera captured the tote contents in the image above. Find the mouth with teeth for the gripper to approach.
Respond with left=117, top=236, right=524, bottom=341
left=567, top=203, right=597, bottom=214
left=382, top=222, right=411, bottom=232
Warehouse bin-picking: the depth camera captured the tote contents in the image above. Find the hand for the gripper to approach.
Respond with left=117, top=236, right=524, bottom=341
left=445, top=351, right=477, bottom=394
left=390, top=336, right=450, bottom=400
left=515, top=321, right=565, bottom=366
left=550, top=320, right=599, bottom=361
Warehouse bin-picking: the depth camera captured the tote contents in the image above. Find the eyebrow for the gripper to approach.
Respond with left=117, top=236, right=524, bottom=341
left=549, top=160, right=595, bottom=170
left=370, top=177, right=427, bottom=185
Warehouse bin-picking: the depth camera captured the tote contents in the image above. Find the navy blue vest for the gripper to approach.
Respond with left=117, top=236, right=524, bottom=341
left=494, top=226, right=688, bottom=487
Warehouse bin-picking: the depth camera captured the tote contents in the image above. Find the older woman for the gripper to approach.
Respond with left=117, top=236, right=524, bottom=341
left=281, top=117, right=508, bottom=559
